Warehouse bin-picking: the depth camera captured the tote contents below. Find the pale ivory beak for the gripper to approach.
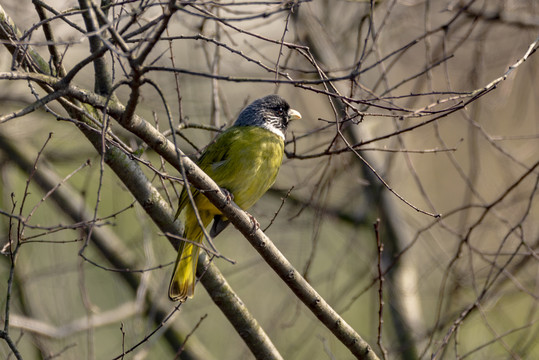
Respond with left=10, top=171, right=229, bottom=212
left=288, top=109, right=302, bottom=121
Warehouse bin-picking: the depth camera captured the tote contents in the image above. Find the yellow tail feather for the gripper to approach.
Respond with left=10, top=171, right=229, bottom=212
left=168, top=207, right=210, bottom=301
left=168, top=240, right=201, bottom=301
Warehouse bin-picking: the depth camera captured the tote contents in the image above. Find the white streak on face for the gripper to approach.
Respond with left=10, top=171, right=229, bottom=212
left=260, top=115, right=285, bottom=140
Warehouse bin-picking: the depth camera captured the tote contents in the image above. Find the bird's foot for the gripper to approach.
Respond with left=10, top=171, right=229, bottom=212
left=247, top=213, right=260, bottom=234
left=221, top=187, right=234, bottom=204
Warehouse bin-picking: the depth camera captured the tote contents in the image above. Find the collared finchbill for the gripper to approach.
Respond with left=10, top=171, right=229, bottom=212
left=169, top=95, right=302, bottom=301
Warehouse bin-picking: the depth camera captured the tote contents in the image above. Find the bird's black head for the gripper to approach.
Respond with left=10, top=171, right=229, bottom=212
left=234, top=95, right=301, bottom=139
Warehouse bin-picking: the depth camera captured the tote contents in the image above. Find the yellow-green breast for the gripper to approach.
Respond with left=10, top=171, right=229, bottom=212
left=180, top=126, right=284, bottom=216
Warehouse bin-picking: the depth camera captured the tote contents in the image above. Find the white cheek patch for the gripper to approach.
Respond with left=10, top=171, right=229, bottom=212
left=261, top=115, right=285, bottom=140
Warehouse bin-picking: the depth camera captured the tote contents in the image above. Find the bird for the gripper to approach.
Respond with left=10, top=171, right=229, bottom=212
left=169, top=94, right=302, bottom=301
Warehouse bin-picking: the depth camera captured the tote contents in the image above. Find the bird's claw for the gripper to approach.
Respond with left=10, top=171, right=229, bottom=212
left=247, top=213, right=260, bottom=234
left=221, top=187, right=234, bottom=204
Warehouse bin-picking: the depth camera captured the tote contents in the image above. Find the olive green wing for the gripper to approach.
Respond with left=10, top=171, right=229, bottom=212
left=174, top=129, right=239, bottom=219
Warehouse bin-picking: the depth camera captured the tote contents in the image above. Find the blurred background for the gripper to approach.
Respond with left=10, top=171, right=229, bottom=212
left=0, top=0, right=538, bottom=359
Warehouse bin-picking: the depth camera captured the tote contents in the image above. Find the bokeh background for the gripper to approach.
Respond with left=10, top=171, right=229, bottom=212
left=1, top=0, right=538, bottom=359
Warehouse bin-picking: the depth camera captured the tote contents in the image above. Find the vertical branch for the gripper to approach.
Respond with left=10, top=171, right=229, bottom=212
left=78, top=0, right=113, bottom=95
left=0, top=135, right=53, bottom=360
left=0, top=196, right=23, bottom=360
left=32, top=1, right=66, bottom=77
left=210, top=9, right=221, bottom=129
left=374, top=219, right=388, bottom=360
